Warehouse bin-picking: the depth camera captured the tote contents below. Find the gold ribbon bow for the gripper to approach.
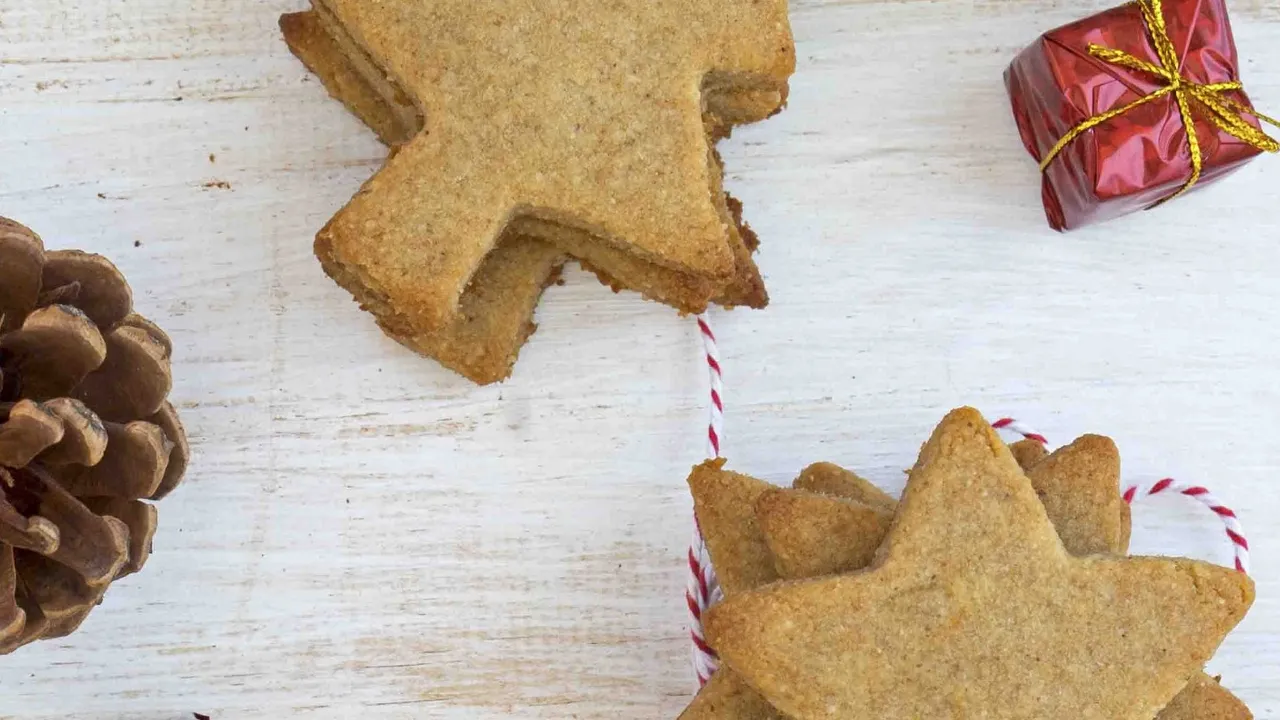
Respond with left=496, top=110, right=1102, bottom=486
left=1041, top=0, right=1279, bottom=200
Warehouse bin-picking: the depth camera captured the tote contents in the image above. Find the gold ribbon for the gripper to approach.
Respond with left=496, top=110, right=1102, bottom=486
left=1040, top=0, right=1279, bottom=200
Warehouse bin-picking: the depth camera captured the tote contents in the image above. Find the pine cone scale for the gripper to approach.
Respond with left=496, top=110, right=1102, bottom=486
left=121, top=313, right=174, bottom=358
left=148, top=403, right=189, bottom=501
left=81, top=497, right=157, bottom=577
left=13, top=468, right=129, bottom=585
left=12, top=587, right=47, bottom=647
left=14, top=550, right=113, bottom=633
left=2, top=305, right=108, bottom=399
left=76, top=326, right=171, bottom=423
left=0, top=401, right=66, bottom=467
left=41, top=251, right=133, bottom=330
left=36, top=398, right=108, bottom=468
left=54, top=421, right=171, bottom=499
left=0, top=489, right=59, bottom=555
left=0, top=219, right=44, bottom=332
left=0, top=547, right=25, bottom=653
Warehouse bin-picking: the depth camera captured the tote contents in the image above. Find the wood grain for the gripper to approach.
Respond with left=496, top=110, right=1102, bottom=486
left=0, top=0, right=1277, bottom=717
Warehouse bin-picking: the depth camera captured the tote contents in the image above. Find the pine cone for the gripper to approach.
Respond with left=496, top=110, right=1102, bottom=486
left=0, top=217, right=189, bottom=654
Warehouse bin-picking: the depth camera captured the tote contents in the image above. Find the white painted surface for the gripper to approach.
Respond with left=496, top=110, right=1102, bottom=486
left=1, top=0, right=1277, bottom=717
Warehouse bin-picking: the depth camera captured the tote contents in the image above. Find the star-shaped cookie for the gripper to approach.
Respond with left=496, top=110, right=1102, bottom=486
left=307, top=0, right=794, bottom=332
left=757, top=443, right=1249, bottom=720
left=281, top=11, right=568, bottom=384
left=700, top=409, right=1254, bottom=719
left=682, top=437, right=1131, bottom=720
left=683, top=437, right=1249, bottom=719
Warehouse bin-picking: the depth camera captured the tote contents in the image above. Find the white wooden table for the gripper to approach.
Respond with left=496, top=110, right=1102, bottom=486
left=2, top=0, right=1278, bottom=717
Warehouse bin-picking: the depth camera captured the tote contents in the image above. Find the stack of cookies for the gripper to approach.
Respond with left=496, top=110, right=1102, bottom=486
left=280, top=0, right=796, bottom=384
left=683, top=408, right=1255, bottom=719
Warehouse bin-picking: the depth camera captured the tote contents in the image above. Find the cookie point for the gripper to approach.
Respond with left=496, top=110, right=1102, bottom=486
left=688, top=457, right=729, bottom=485
left=942, top=406, right=988, bottom=425
left=931, top=407, right=1006, bottom=455
left=1069, top=433, right=1119, bottom=456
left=687, top=460, right=737, bottom=514
left=279, top=11, right=305, bottom=33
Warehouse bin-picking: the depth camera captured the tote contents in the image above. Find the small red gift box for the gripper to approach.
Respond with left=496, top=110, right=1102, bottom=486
left=1006, top=0, right=1277, bottom=231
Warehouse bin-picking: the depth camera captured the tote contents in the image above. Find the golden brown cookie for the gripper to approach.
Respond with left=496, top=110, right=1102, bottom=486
left=685, top=442, right=1121, bottom=720
left=706, top=408, right=1254, bottom=720
left=310, top=0, right=794, bottom=331
left=1023, top=434, right=1128, bottom=556
left=292, top=4, right=773, bottom=313
left=792, top=462, right=896, bottom=512
left=284, top=12, right=565, bottom=384
left=306, top=4, right=423, bottom=143
left=682, top=461, right=791, bottom=720
left=280, top=11, right=416, bottom=146
left=283, top=6, right=773, bottom=383
left=678, top=670, right=785, bottom=720
left=373, top=237, right=567, bottom=385
left=508, top=212, right=766, bottom=311
left=688, top=436, right=1246, bottom=718
left=1119, top=498, right=1134, bottom=555
left=1012, top=436, right=1134, bottom=554
left=759, top=461, right=1247, bottom=719
left=755, top=489, right=892, bottom=580
left=687, top=459, right=778, bottom=598
left=1160, top=674, right=1253, bottom=720
left=1009, top=437, right=1049, bottom=470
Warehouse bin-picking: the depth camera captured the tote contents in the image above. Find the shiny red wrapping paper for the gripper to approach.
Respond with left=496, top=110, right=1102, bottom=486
left=1006, top=0, right=1263, bottom=231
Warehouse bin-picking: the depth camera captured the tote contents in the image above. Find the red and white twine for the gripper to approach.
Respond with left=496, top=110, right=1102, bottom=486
left=687, top=314, right=724, bottom=686
left=1123, top=480, right=1251, bottom=574
left=698, top=316, right=724, bottom=459
left=685, top=317, right=1253, bottom=685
